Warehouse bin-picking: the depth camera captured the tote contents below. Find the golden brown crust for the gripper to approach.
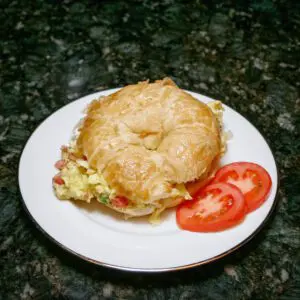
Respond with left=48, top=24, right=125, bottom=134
left=77, top=78, right=221, bottom=204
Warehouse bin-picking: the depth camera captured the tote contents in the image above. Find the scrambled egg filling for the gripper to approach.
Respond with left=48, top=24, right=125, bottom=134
left=53, top=145, right=191, bottom=218
left=53, top=145, right=115, bottom=204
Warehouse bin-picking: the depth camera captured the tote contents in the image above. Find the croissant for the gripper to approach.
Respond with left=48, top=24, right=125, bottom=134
left=72, top=78, right=223, bottom=217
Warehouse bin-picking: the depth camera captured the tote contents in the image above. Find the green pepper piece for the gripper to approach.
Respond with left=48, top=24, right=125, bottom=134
left=99, top=193, right=109, bottom=204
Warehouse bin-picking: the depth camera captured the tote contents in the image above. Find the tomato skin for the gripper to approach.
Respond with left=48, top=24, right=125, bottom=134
left=111, top=196, right=129, bottom=208
left=53, top=175, right=65, bottom=185
left=186, top=176, right=214, bottom=197
left=185, top=157, right=220, bottom=197
left=177, top=183, right=246, bottom=232
left=213, top=162, right=272, bottom=213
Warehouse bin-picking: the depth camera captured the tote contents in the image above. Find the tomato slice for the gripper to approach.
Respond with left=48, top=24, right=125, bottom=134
left=185, top=176, right=214, bottom=197
left=213, top=162, right=272, bottom=213
left=176, top=183, right=246, bottom=232
left=185, top=157, right=220, bottom=196
left=111, top=196, right=129, bottom=208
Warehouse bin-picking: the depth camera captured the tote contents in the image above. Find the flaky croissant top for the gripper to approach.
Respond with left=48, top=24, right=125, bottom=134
left=77, top=78, right=222, bottom=204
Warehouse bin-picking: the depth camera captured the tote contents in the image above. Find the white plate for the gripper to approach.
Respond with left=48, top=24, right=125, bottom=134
left=19, top=89, right=278, bottom=272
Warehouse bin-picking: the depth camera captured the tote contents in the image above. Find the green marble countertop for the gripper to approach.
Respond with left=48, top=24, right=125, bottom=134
left=1, top=1, right=299, bottom=299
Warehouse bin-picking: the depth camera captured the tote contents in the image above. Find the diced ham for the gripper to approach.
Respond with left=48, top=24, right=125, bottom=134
left=53, top=175, right=65, bottom=185
left=55, top=159, right=66, bottom=170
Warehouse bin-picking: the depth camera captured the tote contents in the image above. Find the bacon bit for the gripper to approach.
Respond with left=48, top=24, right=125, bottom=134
left=55, top=159, right=66, bottom=170
left=53, top=175, right=65, bottom=185
left=111, top=196, right=129, bottom=208
left=82, top=155, right=87, bottom=161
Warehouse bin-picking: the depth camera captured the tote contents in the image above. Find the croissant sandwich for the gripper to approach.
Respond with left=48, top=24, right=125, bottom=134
left=53, top=78, right=225, bottom=222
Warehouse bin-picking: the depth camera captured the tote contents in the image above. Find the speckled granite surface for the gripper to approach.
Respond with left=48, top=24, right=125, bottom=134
left=1, top=0, right=300, bottom=299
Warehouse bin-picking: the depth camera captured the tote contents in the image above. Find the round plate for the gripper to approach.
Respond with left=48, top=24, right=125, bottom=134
left=19, top=89, right=278, bottom=272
